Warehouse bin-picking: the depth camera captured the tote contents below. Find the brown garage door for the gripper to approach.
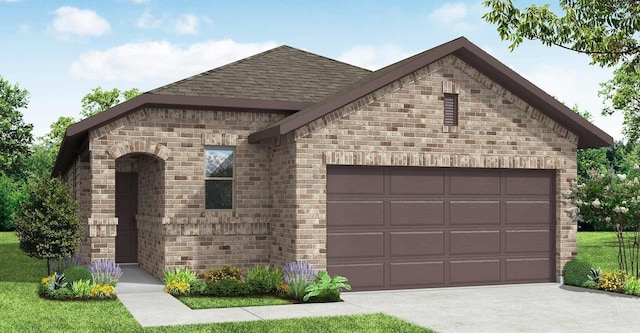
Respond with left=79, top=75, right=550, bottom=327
left=326, top=166, right=556, bottom=290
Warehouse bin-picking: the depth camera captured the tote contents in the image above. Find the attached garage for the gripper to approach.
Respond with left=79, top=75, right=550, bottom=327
left=327, top=165, right=556, bottom=290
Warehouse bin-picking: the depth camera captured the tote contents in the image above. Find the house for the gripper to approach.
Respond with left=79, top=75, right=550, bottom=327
left=53, top=37, right=612, bottom=290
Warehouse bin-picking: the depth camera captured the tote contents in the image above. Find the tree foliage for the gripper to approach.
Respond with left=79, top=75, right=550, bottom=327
left=599, top=64, right=640, bottom=141
left=483, top=0, right=640, bottom=68
left=569, top=168, right=640, bottom=277
left=0, top=75, right=33, bottom=177
left=80, top=87, right=141, bottom=118
left=15, top=177, right=81, bottom=273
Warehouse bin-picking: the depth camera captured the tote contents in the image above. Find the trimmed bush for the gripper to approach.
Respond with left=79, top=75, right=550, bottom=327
left=63, top=266, right=92, bottom=288
left=205, top=278, right=250, bottom=297
left=563, top=259, right=592, bottom=287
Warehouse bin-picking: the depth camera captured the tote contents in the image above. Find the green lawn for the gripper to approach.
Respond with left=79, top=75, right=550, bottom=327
left=577, top=231, right=623, bottom=271
left=0, top=232, right=435, bottom=333
left=178, top=295, right=291, bottom=309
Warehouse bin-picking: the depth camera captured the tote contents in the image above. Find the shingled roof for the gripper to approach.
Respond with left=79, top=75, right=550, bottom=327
left=150, top=45, right=371, bottom=102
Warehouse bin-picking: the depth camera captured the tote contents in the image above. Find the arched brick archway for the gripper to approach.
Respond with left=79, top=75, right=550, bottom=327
left=111, top=142, right=169, bottom=273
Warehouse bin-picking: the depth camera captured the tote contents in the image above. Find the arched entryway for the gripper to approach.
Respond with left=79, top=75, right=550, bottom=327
left=115, top=153, right=165, bottom=265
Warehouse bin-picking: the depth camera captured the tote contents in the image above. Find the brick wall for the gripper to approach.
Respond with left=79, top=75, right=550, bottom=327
left=87, top=109, right=285, bottom=276
left=286, top=55, right=578, bottom=278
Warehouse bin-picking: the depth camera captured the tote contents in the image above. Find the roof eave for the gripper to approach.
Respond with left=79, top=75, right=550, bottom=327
left=248, top=37, right=613, bottom=149
left=52, top=94, right=310, bottom=177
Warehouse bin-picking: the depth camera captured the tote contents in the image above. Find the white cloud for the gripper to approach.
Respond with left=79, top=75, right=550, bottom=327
left=337, top=44, right=414, bottom=70
left=136, top=11, right=209, bottom=34
left=173, top=14, right=200, bottom=35
left=136, top=10, right=162, bottom=29
left=51, top=7, right=111, bottom=39
left=428, top=2, right=468, bottom=24
left=70, top=39, right=279, bottom=81
left=427, top=2, right=486, bottom=33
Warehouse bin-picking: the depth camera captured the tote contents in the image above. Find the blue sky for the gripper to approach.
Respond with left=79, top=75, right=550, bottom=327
left=0, top=0, right=622, bottom=140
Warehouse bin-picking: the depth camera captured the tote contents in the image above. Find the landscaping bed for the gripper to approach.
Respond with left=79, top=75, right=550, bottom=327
left=0, top=231, right=435, bottom=332
left=163, top=262, right=351, bottom=309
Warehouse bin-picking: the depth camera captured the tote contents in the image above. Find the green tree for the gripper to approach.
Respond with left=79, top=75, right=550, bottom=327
left=80, top=87, right=141, bottom=118
left=15, top=177, right=81, bottom=274
left=571, top=106, right=610, bottom=182
left=482, top=0, right=640, bottom=68
left=39, top=116, right=75, bottom=151
left=569, top=168, right=640, bottom=277
left=599, top=64, right=640, bottom=141
left=0, top=175, right=27, bottom=231
left=0, top=75, right=33, bottom=177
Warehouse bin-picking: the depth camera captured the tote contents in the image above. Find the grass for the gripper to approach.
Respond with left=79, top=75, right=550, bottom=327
left=178, top=295, right=291, bottom=309
left=577, top=231, right=625, bottom=271
left=0, top=232, right=435, bottom=332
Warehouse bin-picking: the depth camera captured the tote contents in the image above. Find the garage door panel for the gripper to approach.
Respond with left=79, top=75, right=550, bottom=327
left=450, top=170, right=501, bottom=195
left=390, top=262, right=444, bottom=287
left=327, top=166, right=555, bottom=290
left=327, top=201, right=384, bottom=227
left=327, top=233, right=384, bottom=259
left=328, top=263, right=384, bottom=289
left=506, top=258, right=553, bottom=282
left=450, top=231, right=501, bottom=255
left=505, top=170, right=554, bottom=196
left=450, top=201, right=500, bottom=225
left=505, top=201, right=552, bottom=225
left=506, top=230, right=552, bottom=253
left=389, top=168, right=445, bottom=195
left=326, top=166, right=383, bottom=195
left=450, top=260, right=501, bottom=284
left=389, top=201, right=444, bottom=226
left=390, top=231, right=444, bottom=256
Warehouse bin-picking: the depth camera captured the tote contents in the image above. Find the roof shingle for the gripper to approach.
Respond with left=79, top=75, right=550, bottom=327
left=150, top=45, right=371, bottom=102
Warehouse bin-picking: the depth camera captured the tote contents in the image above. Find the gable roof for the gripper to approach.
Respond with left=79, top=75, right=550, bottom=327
left=150, top=45, right=371, bottom=102
left=52, top=46, right=370, bottom=177
left=248, top=37, right=613, bottom=149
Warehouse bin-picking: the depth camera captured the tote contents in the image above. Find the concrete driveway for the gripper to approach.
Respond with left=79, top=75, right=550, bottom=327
left=341, top=283, right=640, bottom=333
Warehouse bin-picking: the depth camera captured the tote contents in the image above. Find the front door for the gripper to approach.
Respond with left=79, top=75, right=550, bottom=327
left=116, top=172, right=138, bottom=263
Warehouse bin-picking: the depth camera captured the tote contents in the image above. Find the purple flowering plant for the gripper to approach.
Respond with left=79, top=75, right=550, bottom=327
left=283, top=261, right=317, bottom=301
left=88, top=259, right=123, bottom=286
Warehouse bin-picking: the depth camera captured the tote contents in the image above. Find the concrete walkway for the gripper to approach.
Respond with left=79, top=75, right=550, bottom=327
left=115, top=265, right=375, bottom=327
left=116, top=266, right=640, bottom=332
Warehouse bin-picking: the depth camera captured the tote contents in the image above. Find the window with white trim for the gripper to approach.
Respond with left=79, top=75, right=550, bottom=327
left=205, top=147, right=234, bottom=209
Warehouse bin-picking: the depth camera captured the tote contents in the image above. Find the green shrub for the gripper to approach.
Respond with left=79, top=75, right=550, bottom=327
left=163, top=267, right=198, bottom=285
left=204, top=265, right=244, bottom=284
left=624, top=276, right=640, bottom=296
left=205, top=278, right=250, bottom=297
left=50, top=288, right=74, bottom=299
left=190, top=279, right=206, bottom=295
left=63, top=266, right=92, bottom=288
left=305, top=289, right=341, bottom=303
left=581, top=280, right=598, bottom=289
left=563, top=259, right=592, bottom=287
left=71, top=279, right=92, bottom=299
left=246, top=265, right=284, bottom=294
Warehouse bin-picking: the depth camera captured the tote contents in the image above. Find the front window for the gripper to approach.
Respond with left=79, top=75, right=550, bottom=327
left=205, top=147, right=234, bottom=209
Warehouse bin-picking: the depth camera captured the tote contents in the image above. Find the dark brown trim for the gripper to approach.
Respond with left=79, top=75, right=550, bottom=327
left=53, top=94, right=309, bottom=177
left=248, top=37, right=613, bottom=149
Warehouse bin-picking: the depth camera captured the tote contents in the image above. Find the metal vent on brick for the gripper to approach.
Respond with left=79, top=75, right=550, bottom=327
left=444, top=93, right=458, bottom=126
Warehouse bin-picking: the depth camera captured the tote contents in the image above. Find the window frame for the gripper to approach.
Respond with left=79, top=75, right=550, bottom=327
left=204, top=146, right=235, bottom=210
left=443, top=93, right=459, bottom=126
